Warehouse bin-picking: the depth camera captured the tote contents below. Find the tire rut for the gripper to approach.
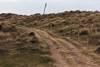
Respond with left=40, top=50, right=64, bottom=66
left=34, top=29, right=69, bottom=67
left=25, top=27, right=99, bottom=67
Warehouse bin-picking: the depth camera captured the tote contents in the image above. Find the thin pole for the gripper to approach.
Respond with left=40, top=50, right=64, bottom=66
left=43, top=3, right=47, bottom=14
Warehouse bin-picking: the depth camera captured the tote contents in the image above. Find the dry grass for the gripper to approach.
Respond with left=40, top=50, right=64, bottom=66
left=0, top=11, right=100, bottom=67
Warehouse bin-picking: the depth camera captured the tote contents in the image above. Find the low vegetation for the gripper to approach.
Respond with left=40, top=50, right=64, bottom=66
left=0, top=11, right=100, bottom=67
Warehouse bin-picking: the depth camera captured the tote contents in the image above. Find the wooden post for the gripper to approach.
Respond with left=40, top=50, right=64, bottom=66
left=43, top=3, right=47, bottom=14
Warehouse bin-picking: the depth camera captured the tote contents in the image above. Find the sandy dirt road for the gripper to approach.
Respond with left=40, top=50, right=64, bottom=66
left=26, top=27, right=99, bottom=67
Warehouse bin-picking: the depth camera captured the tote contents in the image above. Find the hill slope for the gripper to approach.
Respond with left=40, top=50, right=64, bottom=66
left=0, top=11, right=100, bottom=67
left=30, top=27, right=99, bottom=67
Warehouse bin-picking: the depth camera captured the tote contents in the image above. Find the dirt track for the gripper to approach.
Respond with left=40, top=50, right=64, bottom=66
left=27, top=27, right=99, bottom=67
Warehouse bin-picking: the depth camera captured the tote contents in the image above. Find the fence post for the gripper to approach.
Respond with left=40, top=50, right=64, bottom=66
left=43, top=3, right=47, bottom=14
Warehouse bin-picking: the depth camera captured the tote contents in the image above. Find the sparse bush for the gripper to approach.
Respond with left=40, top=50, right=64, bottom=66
left=97, top=40, right=100, bottom=46
left=28, top=32, right=35, bottom=36
left=90, top=32, right=100, bottom=38
left=79, top=28, right=89, bottom=35
left=30, top=36, right=39, bottom=44
left=0, top=32, right=11, bottom=40
left=48, top=23, right=55, bottom=28
left=0, top=49, right=8, bottom=55
left=72, top=30, right=78, bottom=35
left=1, top=24, right=17, bottom=32
left=40, top=56, right=53, bottom=63
left=95, top=47, right=100, bottom=53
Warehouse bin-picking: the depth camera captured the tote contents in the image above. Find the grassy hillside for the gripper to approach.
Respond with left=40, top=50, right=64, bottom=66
left=0, top=11, right=100, bottom=67
left=0, top=16, right=53, bottom=67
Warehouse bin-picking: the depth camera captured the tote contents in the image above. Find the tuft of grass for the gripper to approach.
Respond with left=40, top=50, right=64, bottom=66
left=0, top=62, right=14, bottom=67
left=0, top=53, right=53, bottom=67
left=40, top=56, right=54, bottom=64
